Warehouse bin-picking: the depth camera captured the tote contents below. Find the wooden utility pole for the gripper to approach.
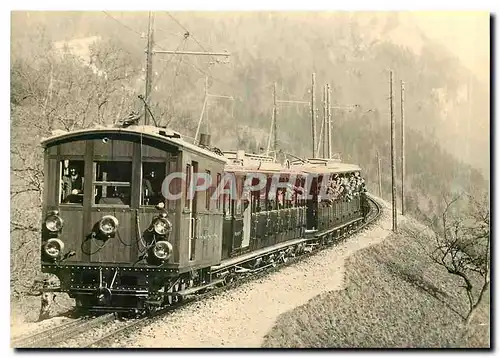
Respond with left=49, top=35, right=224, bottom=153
left=143, top=12, right=230, bottom=128
left=321, top=85, right=327, bottom=158
left=194, top=77, right=209, bottom=142
left=400, top=80, right=406, bottom=215
left=390, top=71, right=397, bottom=233
left=266, top=110, right=273, bottom=156
left=273, top=81, right=278, bottom=155
left=205, top=78, right=210, bottom=135
left=311, top=73, right=316, bottom=158
left=266, top=81, right=278, bottom=156
left=377, top=150, right=382, bottom=197
left=144, top=11, right=154, bottom=125
left=316, top=85, right=326, bottom=158
left=327, top=84, right=332, bottom=159
left=195, top=76, right=234, bottom=143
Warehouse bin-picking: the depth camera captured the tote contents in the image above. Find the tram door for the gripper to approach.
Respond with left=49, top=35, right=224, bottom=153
left=232, top=176, right=251, bottom=251
left=232, top=199, right=244, bottom=250
left=187, top=162, right=198, bottom=261
left=306, top=176, right=318, bottom=230
left=242, top=200, right=251, bottom=248
left=221, top=196, right=232, bottom=260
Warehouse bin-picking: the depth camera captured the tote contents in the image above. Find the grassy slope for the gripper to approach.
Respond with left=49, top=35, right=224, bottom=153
left=262, top=220, right=490, bottom=348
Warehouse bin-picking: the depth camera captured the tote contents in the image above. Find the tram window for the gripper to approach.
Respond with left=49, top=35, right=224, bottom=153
left=216, top=173, right=221, bottom=210
left=234, top=199, right=243, bottom=217
left=267, top=190, right=277, bottom=211
left=277, top=189, right=286, bottom=209
left=141, top=162, right=166, bottom=206
left=93, top=161, right=132, bottom=206
left=288, top=185, right=297, bottom=208
left=205, top=170, right=211, bottom=210
left=59, top=160, right=85, bottom=204
left=251, top=191, right=260, bottom=213
left=260, top=194, right=267, bottom=211
left=223, top=194, right=231, bottom=217
left=185, top=164, right=192, bottom=210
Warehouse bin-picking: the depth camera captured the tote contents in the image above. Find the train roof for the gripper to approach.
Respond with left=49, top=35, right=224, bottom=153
left=222, top=150, right=305, bottom=175
left=221, top=151, right=361, bottom=175
left=40, top=125, right=227, bottom=163
left=291, top=157, right=362, bottom=174
left=225, top=163, right=305, bottom=175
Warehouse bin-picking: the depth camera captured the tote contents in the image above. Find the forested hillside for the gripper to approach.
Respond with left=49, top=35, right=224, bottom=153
left=10, top=12, right=489, bottom=295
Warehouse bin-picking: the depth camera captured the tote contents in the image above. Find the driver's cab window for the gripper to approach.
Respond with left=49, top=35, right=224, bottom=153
left=93, top=161, right=132, bottom=206
left=59, top=160, right=85, bottom=205
left=141, top=162, right=166, bottom=206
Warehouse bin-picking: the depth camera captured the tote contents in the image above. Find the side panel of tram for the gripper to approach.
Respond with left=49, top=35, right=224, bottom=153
left=179, top=149, right=224, bottom=270
left=220, top=171, right=308, bottom=260
left=314, top=172, right=364, bottom=233
left=217, top=166, right=365, bottom=261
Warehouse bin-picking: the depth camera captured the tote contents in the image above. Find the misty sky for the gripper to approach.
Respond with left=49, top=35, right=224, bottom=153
left=410, top=11, right=489, bottom=83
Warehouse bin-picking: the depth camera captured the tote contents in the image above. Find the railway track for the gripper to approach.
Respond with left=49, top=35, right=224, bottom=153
left=364, top=194, right=382, bottom=225
left=86, top=195, right=384, bottom=348
left=14, top=196, right=382, bottom=348
left=12, top=313, right=115, bottom=348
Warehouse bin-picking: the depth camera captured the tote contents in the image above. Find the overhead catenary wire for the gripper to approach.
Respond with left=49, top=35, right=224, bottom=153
left=162, top=39, right=189, bottom=114
left=153, top=37, right=189, bottom=86
left=154, top=27, right=187, bottom=38
left=161, top=11, right=233, bottom=89
left=135, top=11, right=235, bottom=135
left=184, top=56, right=233, bottom=88
left=140, top=37, right=188, bottom=125
left=165, top=12, right=219, bottom=64
left=153, top=19, right=234, bottom=94
left=102, top=11, right=143, bottom=38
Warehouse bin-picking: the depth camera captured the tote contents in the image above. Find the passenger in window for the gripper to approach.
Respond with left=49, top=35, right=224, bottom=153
left=142, top=170, right=162, bottom=205
left=143, top=170, right=155, bottom=196
left=277, top=190, right=285, bottom=209
left=62, top=166, right=84, bottom=203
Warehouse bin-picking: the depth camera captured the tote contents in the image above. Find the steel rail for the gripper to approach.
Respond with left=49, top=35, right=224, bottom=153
left=12, top=313, right=115, bottom=348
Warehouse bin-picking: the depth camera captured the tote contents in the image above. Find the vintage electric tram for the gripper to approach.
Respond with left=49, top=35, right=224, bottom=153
left=39, top=124, right=367, bottom=313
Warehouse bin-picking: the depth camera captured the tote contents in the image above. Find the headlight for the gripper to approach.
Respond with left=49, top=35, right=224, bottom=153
left=45, top=214, right=64, bottom=232
left=99, top=215, right=119, bottom=235
left=44, top=238, right=65, bottom=258
left=153, top=240, right=173, bottom=260
left=153, top=217, right=172, bottom=236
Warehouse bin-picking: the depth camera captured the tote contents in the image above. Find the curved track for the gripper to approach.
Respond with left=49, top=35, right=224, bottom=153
left=86, top=195, right=383, bottom=348
left=363, top=194, right=382, bottom=226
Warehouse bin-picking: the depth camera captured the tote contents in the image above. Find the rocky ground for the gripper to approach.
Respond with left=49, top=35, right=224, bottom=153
left=10, top=293, right=75, bottom=342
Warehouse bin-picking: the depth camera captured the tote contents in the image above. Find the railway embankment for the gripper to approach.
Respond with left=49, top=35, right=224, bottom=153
left=262, top=208, right=490, bottom=348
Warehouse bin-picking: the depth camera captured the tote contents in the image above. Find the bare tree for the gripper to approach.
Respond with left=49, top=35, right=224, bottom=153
left=427, top=193, right=490, bottom=326
left=10, top=32, right=140, bottom=295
